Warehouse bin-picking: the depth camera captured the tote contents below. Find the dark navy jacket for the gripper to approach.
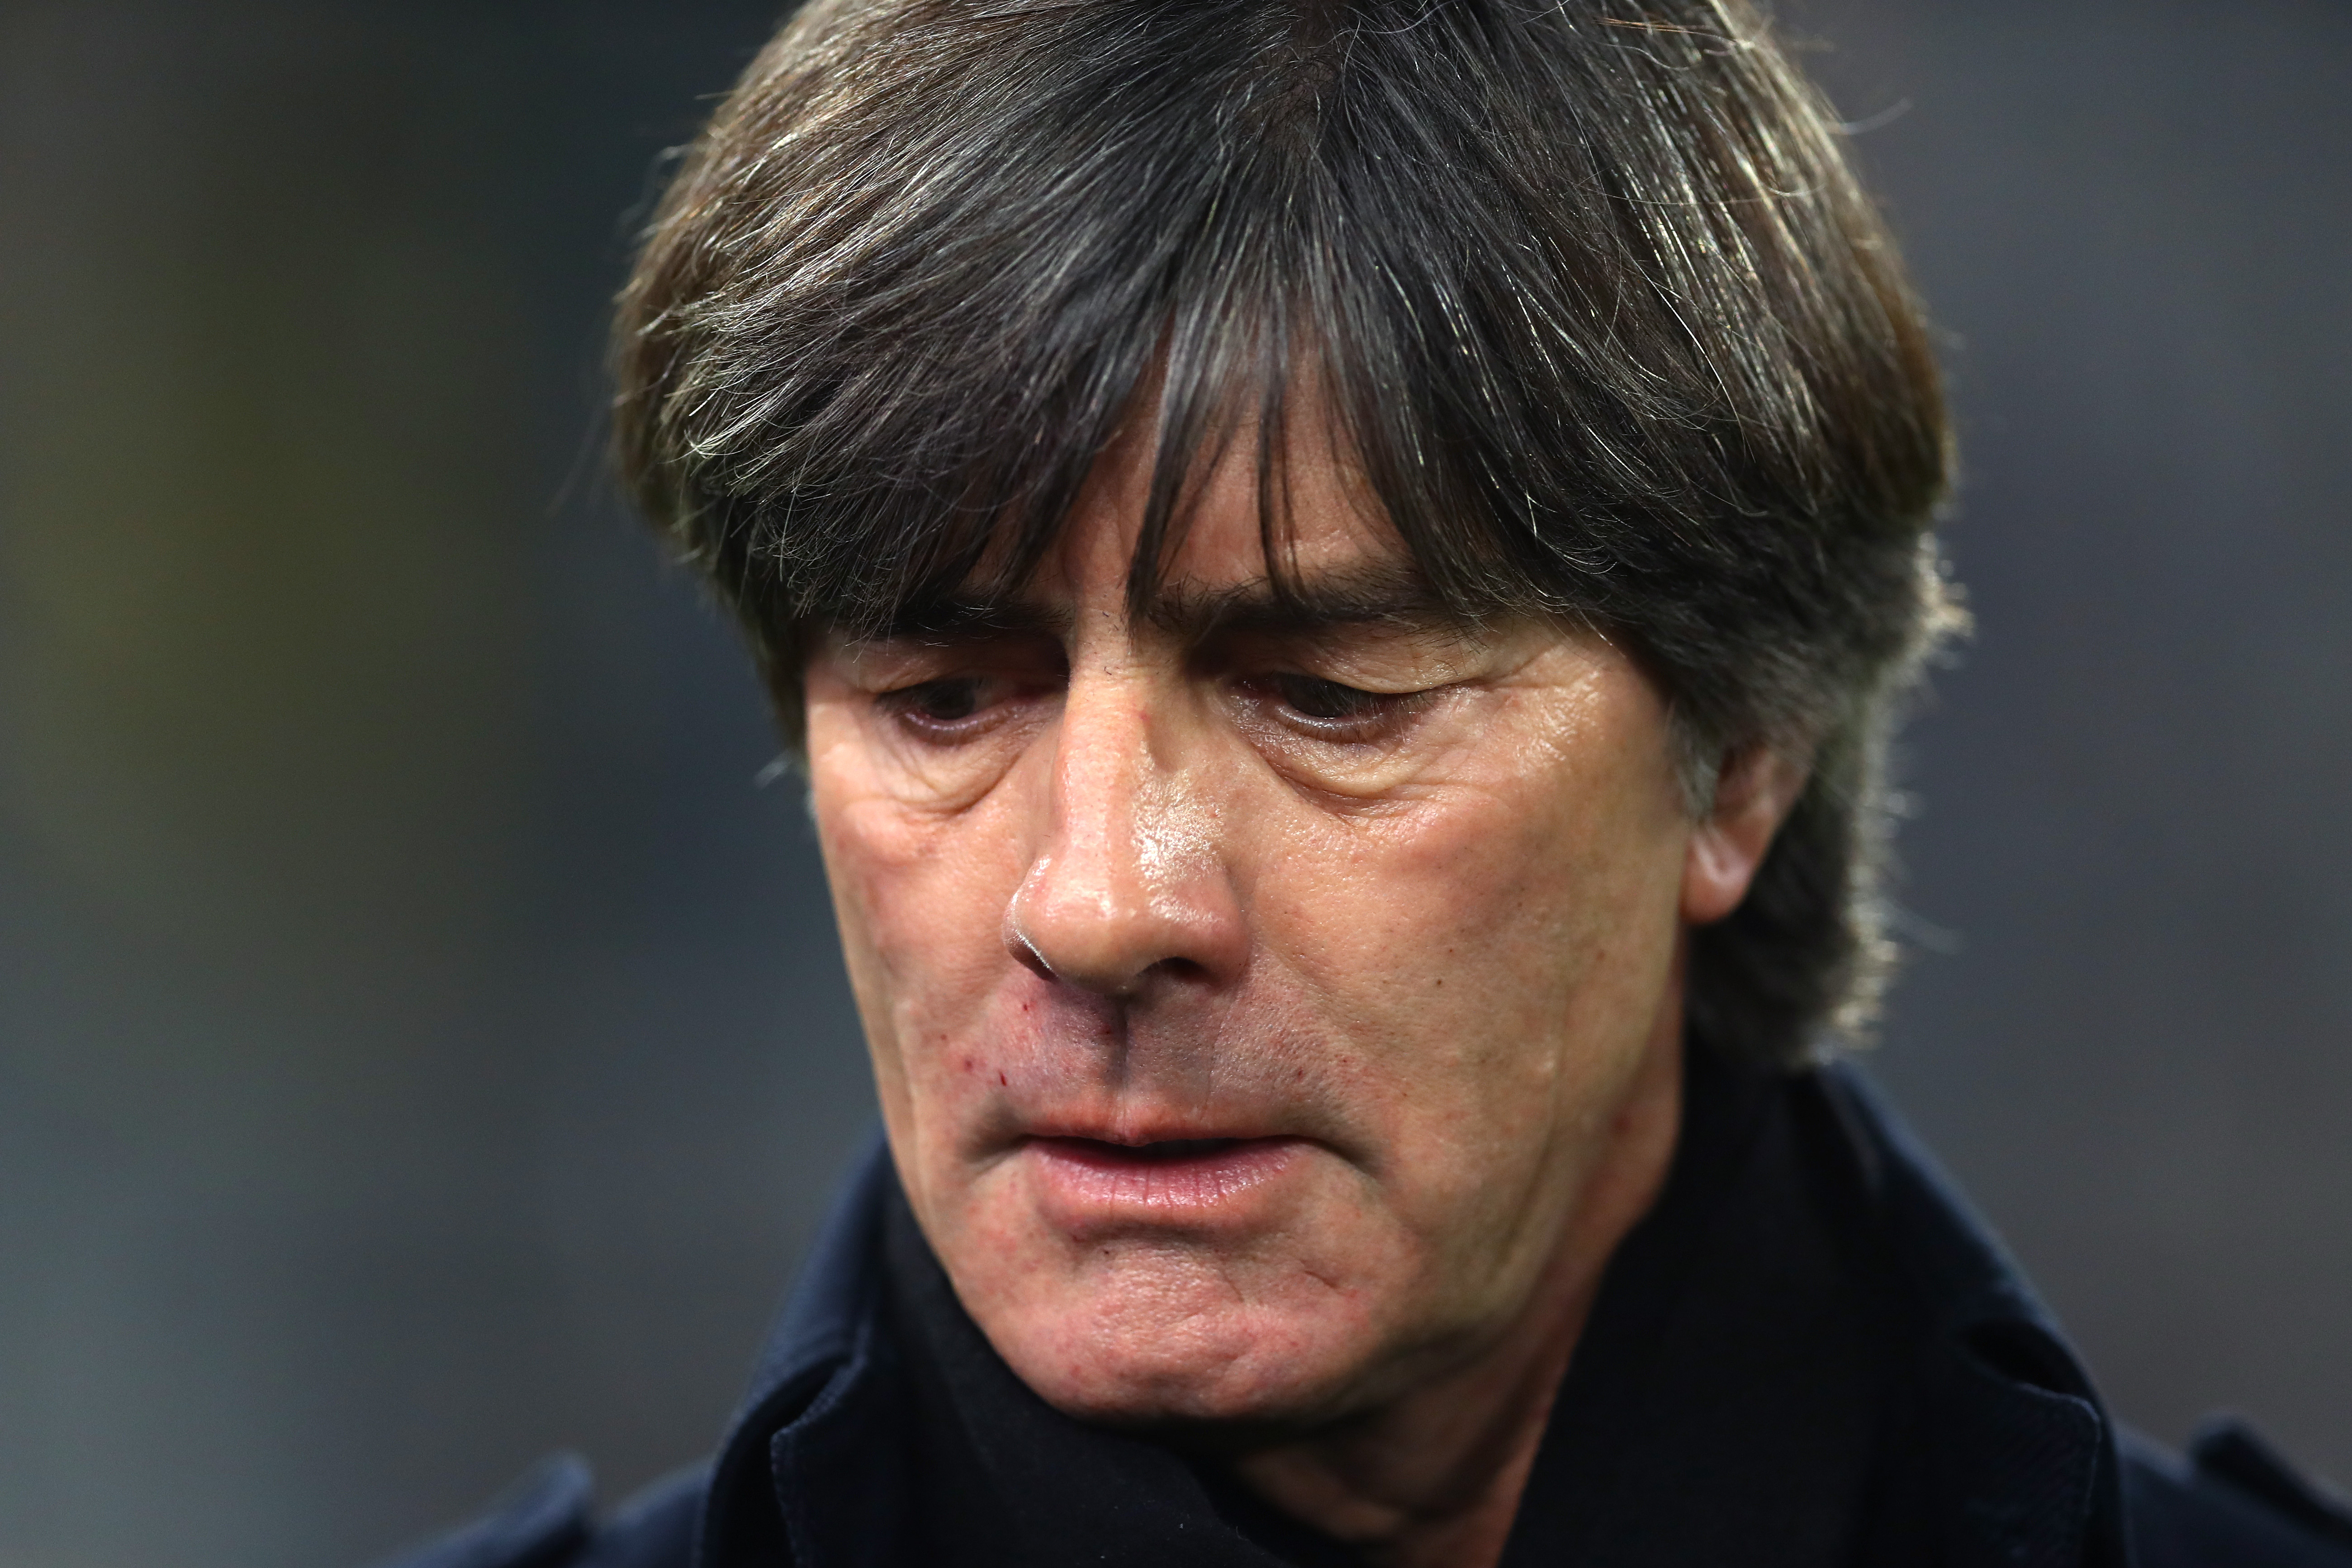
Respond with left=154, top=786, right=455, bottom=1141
left=387, top=1057, right=2352, bottom=1568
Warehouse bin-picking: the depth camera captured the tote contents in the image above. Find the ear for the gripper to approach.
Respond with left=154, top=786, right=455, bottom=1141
left=1682, top=744, right=1811, bottom=926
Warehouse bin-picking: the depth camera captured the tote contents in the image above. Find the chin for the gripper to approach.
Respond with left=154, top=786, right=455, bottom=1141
left=975, top=1260, right=1391, bottom=1431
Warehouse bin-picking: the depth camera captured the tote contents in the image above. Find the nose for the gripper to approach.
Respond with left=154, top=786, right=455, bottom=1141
left=1004, top=676, right=1244, bottom=997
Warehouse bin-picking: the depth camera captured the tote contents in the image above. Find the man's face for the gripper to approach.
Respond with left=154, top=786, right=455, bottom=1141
left=804, top=416, right=1710, bottom=1429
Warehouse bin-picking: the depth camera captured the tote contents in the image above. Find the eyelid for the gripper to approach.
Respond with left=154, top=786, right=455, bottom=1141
left=1208, top=622, right=1478, bottom=687
left=840, top=641, right=972, bottom=685
left=1241, top=674, right=1440, bottom=747
left=872, top=668, right=1070, bottom=754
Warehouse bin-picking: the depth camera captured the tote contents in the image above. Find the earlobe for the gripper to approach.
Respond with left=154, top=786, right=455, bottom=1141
left=1681, top=745, right=1810, bottom=926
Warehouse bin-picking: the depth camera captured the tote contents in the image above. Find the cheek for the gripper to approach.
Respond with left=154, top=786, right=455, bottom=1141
left=807, top=715, right=1033, bottom=1092
left=1248, top=699, right=1691, bottom=1175
left=1285, top=776, right=1679, bottom=1009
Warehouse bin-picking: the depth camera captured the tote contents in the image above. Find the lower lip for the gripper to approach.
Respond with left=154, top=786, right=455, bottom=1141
left=1023, top=1136, right=1307, bottom=1226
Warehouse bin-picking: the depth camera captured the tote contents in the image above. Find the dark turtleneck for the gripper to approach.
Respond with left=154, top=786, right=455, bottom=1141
left=393, top=1037, right=2352, bottom=1567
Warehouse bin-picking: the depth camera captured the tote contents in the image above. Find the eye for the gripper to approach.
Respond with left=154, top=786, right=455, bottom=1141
left=1272, top=674, right=1387, bottom=722
left=880, top=675, right=1015, bottom=739
left=1252, top=672, right=1429, bottom=741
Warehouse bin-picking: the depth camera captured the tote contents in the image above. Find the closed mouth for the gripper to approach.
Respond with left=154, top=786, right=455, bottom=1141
left=1025, top=1133, right=1282, bottom=1165
left=1064, top=1136, right=1244, bottom=1161
left=1021, top=1134, right=1305, bottom=1221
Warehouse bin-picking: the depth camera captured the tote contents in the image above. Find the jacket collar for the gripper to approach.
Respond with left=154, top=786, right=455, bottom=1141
left=702, top=1065, right=2128, bottom=1568
left=693, top=1128, right=897, bottom=1568
left=1813, top=1066, right=2126, bottom=1567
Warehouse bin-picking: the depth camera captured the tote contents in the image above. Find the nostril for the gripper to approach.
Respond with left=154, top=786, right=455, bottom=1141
left=1008, top=928, right=1056, bottom=980
left=1003, top=849, right=1241, bottom=995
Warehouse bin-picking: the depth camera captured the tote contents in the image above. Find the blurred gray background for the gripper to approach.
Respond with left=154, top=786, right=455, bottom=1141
left=0, top=2, right=2345, bottom=1565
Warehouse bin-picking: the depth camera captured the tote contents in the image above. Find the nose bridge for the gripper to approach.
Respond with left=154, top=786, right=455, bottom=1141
left=1045, top=675, right=1162, bottom=907
left=1008, top=660, right=1232, bottom=994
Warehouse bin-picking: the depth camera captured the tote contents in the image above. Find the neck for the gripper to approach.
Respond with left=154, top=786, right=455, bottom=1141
left=1221, top=1022, right=1686, bottom=1568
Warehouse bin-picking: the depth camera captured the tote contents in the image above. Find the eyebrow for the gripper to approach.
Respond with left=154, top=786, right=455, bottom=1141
left=869, top=598, right=1072, bottom=644
left=1146, top=564, right=1462, bottom=641
left=865, top=564, right=1465, bottom=648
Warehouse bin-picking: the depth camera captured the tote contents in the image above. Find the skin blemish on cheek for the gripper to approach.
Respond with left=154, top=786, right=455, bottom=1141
left=1000, top=1071, right=1009, bottom=1086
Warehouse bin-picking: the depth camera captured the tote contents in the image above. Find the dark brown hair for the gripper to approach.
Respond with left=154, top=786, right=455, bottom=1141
left=612, top=0, right=1963, bottom=1069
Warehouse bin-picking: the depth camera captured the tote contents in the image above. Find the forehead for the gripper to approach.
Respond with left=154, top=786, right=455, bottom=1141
left=985, top=391, right=1459, bottom=644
